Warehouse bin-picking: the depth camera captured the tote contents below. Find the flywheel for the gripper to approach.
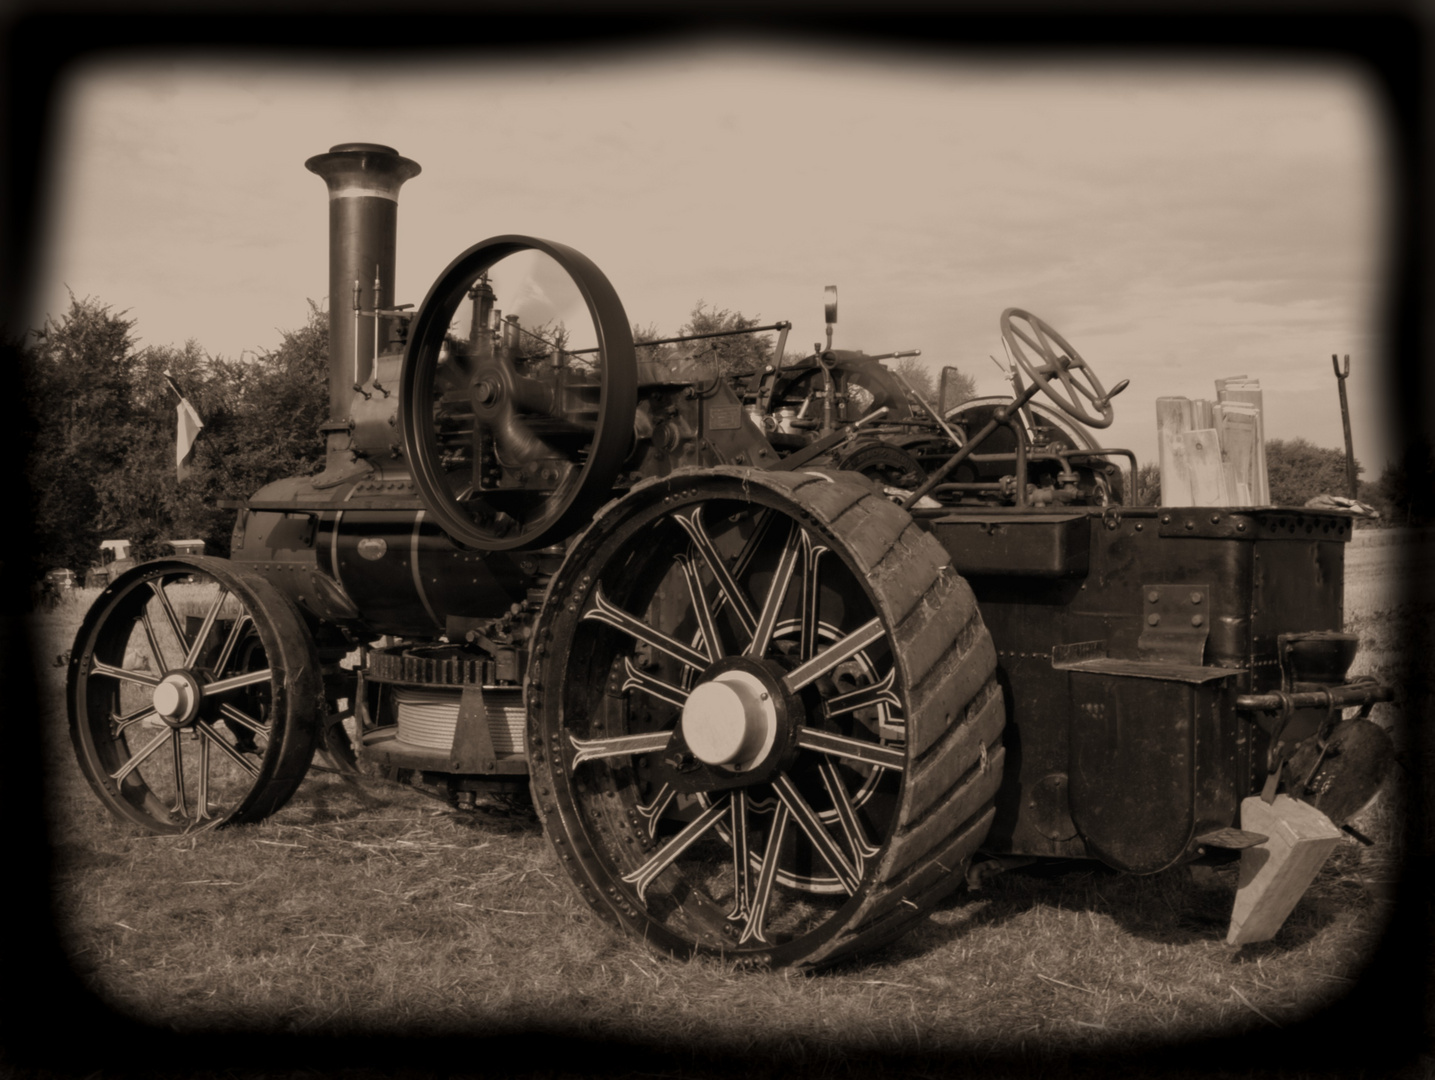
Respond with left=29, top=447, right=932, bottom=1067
left=526, top=467, right=1005, bottom=969
left=400, top=236, right=637, bottom=552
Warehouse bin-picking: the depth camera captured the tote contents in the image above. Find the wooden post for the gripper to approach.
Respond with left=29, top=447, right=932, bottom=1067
left=1226, top=795, right=1342, bottom=946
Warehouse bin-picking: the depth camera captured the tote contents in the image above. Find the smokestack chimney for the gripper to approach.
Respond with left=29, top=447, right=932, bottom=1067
left=305, top=142, right=420, bottom=434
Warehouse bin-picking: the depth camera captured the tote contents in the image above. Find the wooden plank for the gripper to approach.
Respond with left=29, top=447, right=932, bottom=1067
left=1215, top=404, right=1260, bottom=506
left=1156, top=397, right=1194, bottom=506
left=1178, top=428, right=1230, bottom=505
left=1216, top=379, right=1269, bottom=504
left=1192, top=398, right=1214, bottom=430
left=1227, top=795, right=1341, bottom=946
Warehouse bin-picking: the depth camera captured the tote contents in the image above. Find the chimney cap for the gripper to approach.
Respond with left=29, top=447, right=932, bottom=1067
left=326, top=142, right=400, bottom=155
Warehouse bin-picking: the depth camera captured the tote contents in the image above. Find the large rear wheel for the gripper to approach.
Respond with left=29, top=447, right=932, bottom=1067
left=527, top=468, right=1004, bottom=969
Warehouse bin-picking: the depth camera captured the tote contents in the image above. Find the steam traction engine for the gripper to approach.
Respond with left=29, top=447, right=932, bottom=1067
left=68, top=144, right=1394, bottom=969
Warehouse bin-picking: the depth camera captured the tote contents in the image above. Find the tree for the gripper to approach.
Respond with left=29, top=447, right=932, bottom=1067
left=1265, top=438, right=1362, bottom=507
left=170, top=302, right=329, bottom=555
left=677, top=302, right=772, bottom=377
left=22, top=297, right=333, bottom=576
left=1134, top=461, right=1161, bottom=507
left=23, top=296, right=140, bottom=576
left=890, top=357, right=936, bottom=403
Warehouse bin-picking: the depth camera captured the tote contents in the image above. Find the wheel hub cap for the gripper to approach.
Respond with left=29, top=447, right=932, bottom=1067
left=681, top=669, right=778, bottom=770
left=152, top=673, right=199, bottom=727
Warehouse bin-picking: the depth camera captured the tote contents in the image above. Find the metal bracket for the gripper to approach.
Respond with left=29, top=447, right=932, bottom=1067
left=449, top=686, right=498, bottom=773
left=1136, top=583, right=1212, bottom=665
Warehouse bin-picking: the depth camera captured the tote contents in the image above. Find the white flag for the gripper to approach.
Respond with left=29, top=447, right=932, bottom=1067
left=176, top=397, right=204, bottom=471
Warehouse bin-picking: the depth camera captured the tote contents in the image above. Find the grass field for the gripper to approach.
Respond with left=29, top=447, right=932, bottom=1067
left=12, top=530, right=1431, bottom=1078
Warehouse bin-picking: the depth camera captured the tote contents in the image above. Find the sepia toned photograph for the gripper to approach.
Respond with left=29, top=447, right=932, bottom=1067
left=11, top=11, right=1428, bottom=1079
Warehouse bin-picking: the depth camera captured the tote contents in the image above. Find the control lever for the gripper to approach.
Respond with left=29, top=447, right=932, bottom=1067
left=1093, top=378, right=1130, bottom=411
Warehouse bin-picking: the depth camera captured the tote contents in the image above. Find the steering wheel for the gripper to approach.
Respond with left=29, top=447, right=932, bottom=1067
left=400, top=236, right=637, bottom=551
left=1000, top=309, right=1115, bottom=429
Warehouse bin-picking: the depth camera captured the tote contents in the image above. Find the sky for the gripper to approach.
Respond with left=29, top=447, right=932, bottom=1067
left=32, top=40, right=1394, bottom=481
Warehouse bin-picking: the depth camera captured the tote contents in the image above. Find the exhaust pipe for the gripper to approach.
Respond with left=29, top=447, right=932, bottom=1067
left=305, top=143, right=420, bottom=461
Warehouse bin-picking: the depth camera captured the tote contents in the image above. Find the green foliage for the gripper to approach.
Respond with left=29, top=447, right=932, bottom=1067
left=24, top=296, right=140, bottom=575
left=1265, top=437, right=1362, bottom=507
left=677, top=301, right=772, bottom=377
left=1134, top=461, right=1161, bottom=507
left=23, top=297, right=330, bottom=577
left=890, top=357, right=936, bottom=403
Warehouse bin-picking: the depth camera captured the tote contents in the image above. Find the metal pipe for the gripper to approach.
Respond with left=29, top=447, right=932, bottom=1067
left=306, top=143, right=420, bottom=424
left=567, top=321, right=792, bottom=355
left=900, top=378, right=1045, bottom=510
left=1332, top=354, right=1357, bottom=498
left=1235, top=680, right=1393, bottom=713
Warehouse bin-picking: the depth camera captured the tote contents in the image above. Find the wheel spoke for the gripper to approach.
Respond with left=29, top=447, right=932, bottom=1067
left=1028, top=317, right=1057, bottom=364
left=823, top=667, right=900, bottom=720
left=150, top=579, right=188, bottom=655
left=568, top=729, right=673, bottom=769
left=730, top=509, right=777, bottom=581
left=772, top=772, right=860, bottom=894
left=726, top=790, right=755, bottom=922
left=702, top=509, right=776, bottom=626
left=195, top=719, right=262, bottom=778
left=139, top=609, right=168, bottom=673
left=201, top=668, right=275, bottom=697
left=635, top=782, right=677, bottom=841
left=673, top=507, right=757, bottom=637
left=218, top=702, right=270, bottom=741
left=746, top=520, right=802, bottom=659
left=196, top=734, right=212, bottom=822
left=212, top=614, right=255, bottom=678
left=799, top=534, right=829, bottom=662
left=620, top=796, right=730, bottom=903
left=676, top=552, right=724, bottom=662
left=183, top=588, right=229, bottom=668
left=90, top=659, right=161, bottom=688
left=620, top=657, right=689, bottom=709
left=169, top=732, right=190, bottom=818
left=111, top=702, right=160, bottom=737
left=583, top=583, right=709, bottom=671
left=1008, top=320, right=1048, bottom=362
left=818, top=760, right=881, bottom=878
left=782, top=618, right=884, bottom=693
left=737, top=801, right=791, bottom=945
left=109, top=727, right=172, bottom=784
left=796, top=726, right=906, bottom=772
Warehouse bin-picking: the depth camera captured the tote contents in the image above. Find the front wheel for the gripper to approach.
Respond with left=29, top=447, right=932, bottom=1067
left=527, top=468, right=1005, bottom=969
left=68, top=557, right=323, bottom=834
